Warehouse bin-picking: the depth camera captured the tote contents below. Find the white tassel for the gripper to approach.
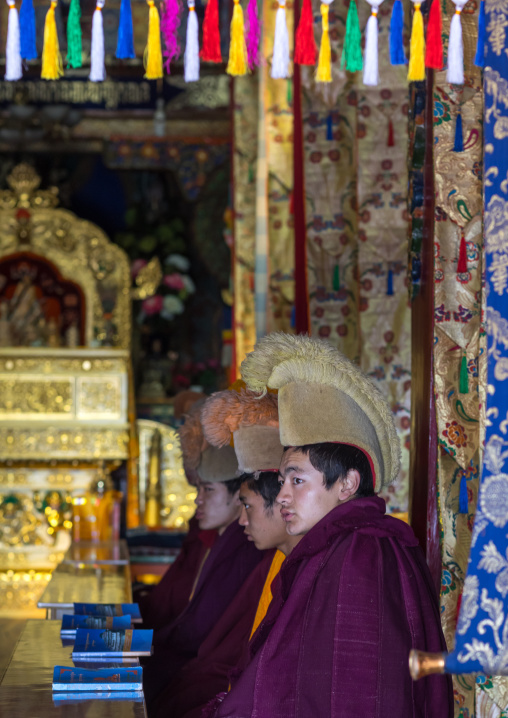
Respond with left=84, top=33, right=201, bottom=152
left=184, top=0, right=199, bottom=82
left=363, top=0, right=384, bottom=86
left=5, top=0, right=22, bottom=81
left=447, top=0, right=467, bottom=84
left=89, top=0, right=106, bottom=82
left=271, top=0, right=290, bottom=79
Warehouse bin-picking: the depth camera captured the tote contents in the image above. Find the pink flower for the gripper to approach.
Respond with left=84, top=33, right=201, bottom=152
left=131, top=259, right=147, bottom=278
left=142, top=295, right=163, bottom=316
left=164, top=273, right=186, bottom=291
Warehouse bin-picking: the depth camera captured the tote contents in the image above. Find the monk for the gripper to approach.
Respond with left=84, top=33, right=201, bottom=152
left=142, top=415, right=264, bottom=709
left=205, top=332, right=453, bottom=718
left=153, top=471, right=299, bottom=718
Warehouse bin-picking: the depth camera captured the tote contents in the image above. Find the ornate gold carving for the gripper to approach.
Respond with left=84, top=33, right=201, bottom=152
left=0, top=379, right=72, bottom=415
left=132, top=257, right=162, bottom=300
left=0, top=164, right=59, bottom=210
left=0, top=427, right=129, bottom=460
left=78, top=377, right=123, bottom=418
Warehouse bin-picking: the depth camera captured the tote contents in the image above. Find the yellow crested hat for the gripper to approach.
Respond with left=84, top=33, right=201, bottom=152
left=240, top=333, right=400, bottom=491
left=178, top=399, right=239, bottom=484
left=201, top=388, right=283, bottom=474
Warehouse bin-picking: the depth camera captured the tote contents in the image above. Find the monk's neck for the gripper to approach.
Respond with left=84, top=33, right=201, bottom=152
left=277, top=534, right=302, bottom=556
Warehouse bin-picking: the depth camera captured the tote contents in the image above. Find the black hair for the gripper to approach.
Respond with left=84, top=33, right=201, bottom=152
left=288, top=443, right=375, bottom=497
left=241, top=471, right=280, bottom=511
left=224, top=476, right=245, bottom=496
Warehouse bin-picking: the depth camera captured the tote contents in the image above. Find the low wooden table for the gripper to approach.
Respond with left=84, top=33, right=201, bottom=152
left=38, top=563, right=133, bottom=620
left=62, top=541, right=130, bottom=568
left=0, top=620, right=146, bottom=717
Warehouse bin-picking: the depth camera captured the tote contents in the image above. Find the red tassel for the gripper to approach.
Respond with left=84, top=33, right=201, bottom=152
left=387, top=118, right=394, bottom=147
left=295, top=0, right=317, bottom=65
left=425, top=0, right=443, bottom=69
left=457, top=235, right=467, bottom=274
left=200, top=0, right=222, bottom=62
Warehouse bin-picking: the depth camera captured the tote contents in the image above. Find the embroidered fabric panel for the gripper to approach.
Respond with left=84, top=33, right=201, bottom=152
left=442, top=0, right=508, bottom=711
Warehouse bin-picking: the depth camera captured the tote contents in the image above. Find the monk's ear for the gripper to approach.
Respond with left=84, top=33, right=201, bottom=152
left=338, top=469, right=360, bottom=501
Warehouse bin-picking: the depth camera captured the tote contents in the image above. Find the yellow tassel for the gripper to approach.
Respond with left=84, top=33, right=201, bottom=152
left=41, top=1, right=63, bottom=80
left=316, top=3, right=331, bottom=82
left=407, top=2, right=425, bottom=81
left=144, top=0, right=163, bottom=79
left=226, top=0, right=248, bottom=76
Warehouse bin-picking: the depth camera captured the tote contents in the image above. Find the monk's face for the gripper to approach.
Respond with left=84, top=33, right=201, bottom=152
left=194, top=481, right=241, bottom=535
left=238, top=482, right=288, bottom=552
left=276, top=448, right=359, bottom=536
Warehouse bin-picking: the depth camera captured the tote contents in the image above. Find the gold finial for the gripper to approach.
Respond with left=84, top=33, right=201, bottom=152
left=7, top=164, right=42, bottom=196
left=0, top=164, right=59, bottom=210
left=409, top=650, right=446, bottom=681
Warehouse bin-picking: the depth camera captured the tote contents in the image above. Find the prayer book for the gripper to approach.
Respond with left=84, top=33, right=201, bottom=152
left=61, top=614, right=131, bottom=637
left=52, top=665, right=143, bottom=692
left=72, top=628, right=153, bottom=659
left=73, top=602, right=142, bottom=622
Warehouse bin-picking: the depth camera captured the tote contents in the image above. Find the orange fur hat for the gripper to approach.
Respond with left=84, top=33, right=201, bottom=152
left=201, top=388, right=284, bottom=473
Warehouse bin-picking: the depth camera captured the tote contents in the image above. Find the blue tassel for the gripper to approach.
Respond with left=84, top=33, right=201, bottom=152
left=19, top=0, right=37, bottom=60
left=453, top=111, right=464, bottom=152
left=474, top=0, right=485, bottom=67
left=290, top=305, right=296, bottom=329
left=389, top=0, right=405, bottom=65
left=387, top=267, right=394, bottom=295
left=326, top=114, right=333, bottom=141
left=459, top=473, right=468, bottom=514
left=116, top=0, right=136, bottom=59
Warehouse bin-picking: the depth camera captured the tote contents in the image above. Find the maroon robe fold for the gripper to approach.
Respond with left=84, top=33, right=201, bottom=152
left=143, top=519, right=264, bottom=708
left=153, top=549, right=277, bottom=718
left=138, top=517, right=216, bottom=631
left=207, top=497, right=453, bottom=718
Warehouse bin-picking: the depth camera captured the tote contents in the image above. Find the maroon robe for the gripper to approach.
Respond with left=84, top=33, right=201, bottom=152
left=206, top=497, right=453, bottom=718
left=153, top=549, right=276, bottom=718
left=138, top=517, right=216, bottom=631
left=143, top=519, right=264, bottom=708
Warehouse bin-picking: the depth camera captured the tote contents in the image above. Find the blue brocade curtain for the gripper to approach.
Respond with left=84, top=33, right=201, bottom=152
left=445, top=0, right=508, bottom=676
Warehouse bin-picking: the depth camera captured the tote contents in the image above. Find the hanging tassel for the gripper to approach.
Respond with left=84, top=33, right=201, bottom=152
left=41, top=1, right=63, bottom=80
left=363, top=0, right=384, bottom=86
left=89, top=0, right=105, bottom=81
left=271, top=0, right=290, bottom=79
left=387, top=266, right=394, bottom=295
left=459, top=473, right=468, bottom=513
left=474, top=0, right=485, bottom=67
left=326, top=113, right=333, bottom=139
left=460, top=350, right=469, bottom=394
left=389, top=0, right=405, bottom=65
left=144, top=0, right=163, bottom=78
left=290, top=305, right=296, bottom=328
left=453, top=109, right=464, bottom=152
left=287, top=78, right=292, bottom=104
left=161, top=0, right=182, bottom=73
left=116, top=0, right=135, bottom=58
left=246, top=0, right=261, bottom=69
left=387, top=117, right=394, bottom=146
left=184, top=0, right=200, bottom=81
left=295, top=0, right=316, bottom=65
left=333, top=265, right=340, bottom=291
left=227, top=0, right=248, bottom=75
left=5, top=0, right=23, bottom=81
left=447, top=0, right=467, bottom=85
left=425, top=0, right=442, bottom=69
left=67, top=0, right=82, bottom=68
left=316, top=0, right=332, bottom=82
left=289, top=191, right=294, bottom=214
left=19, top=0, right=37, bottom=60
left=341, top=0, right=362, bottom=72
left=201, top=0, right=221, bottom=62
left=457, top=233, right=467, bottom=273
left=407, top=0, right=425, bottom=81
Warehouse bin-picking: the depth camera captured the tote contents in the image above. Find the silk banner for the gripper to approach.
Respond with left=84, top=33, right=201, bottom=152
left=444, top=0, right=508, bottom=688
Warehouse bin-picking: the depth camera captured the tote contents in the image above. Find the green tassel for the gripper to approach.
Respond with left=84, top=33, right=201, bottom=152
left=459, top=352, right=469, bottom=394
left=340, top=0, right=363, bottom=73
left=333, top=265, right=340, bottom=291
left=67, top=0, right=82, bottom=69
left=248, top=164, right=254, bottom=183
left=287, top=80, right=293, bottom=106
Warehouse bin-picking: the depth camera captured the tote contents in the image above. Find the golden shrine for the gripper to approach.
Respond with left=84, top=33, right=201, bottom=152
left=0, top=164, right=195, bottom=617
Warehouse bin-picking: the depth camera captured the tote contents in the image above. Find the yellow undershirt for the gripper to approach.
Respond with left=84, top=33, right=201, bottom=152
left=250, top=550, right=286, bottom=638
